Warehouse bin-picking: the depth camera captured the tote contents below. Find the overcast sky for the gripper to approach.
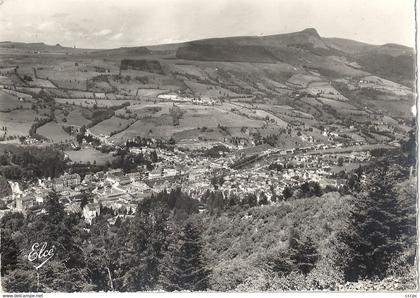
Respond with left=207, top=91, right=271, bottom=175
left=0, top=0, right=415, bottom=49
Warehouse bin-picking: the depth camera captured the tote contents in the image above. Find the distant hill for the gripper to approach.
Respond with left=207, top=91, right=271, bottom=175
left=176, top=40, right=279, bottom=63
left=172, top=28, right=415, bottom=86
left=323, top=38, right=376, bottom=54
left=0, top=41, right=94, bottom=54
left=176, top=28, right=335, bottom=63
left=0, top=28, right=414, bottom=92
left=90, top=47, right=151, bottom=57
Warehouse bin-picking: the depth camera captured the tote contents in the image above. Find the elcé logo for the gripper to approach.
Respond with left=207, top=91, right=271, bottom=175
left=28, top=242, right=56, bottom=269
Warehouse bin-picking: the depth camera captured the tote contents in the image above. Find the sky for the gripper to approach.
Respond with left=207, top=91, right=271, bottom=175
left=0, top=0, right=416, bottom=49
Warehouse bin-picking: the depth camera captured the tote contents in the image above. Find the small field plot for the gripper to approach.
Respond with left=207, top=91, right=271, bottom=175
left=66, top=90, right=96, bottom=99
left=37, top=64, right=104, bottom=90
left=172, top=128, right=226, bottom=142
left=65, top=148, right=116, bottom=165
left=180, top=105, right=264, bottom=128
left=359, top=76, right=413, bottom=97
left=9, top=74, right=26, bottom=86
left=339, top=109, right=369, bottom=118
left=286, top=74, right=322, bottom=88
left=54, top=108, right=90, bottom=127
left=300, top=97, right=323, bottom=107
left=37, top=122, right=74, bottom=143
left=107, top=76, right=144, bottom=96
left=367, top=100, right=414, bottom=119
left=170, top=63, right=208, bottom=79
left=0, top=90, right=29, bottom=111
left=118, top=69, right=184, bottom=91
left=89, top=116, right=134, bottom=136
left=0, top=109, right=37, bottom=136
left=111, top=118, right=179, bottom=140
left=318, top=97, right=357, bottom=110
left=28, top=78, right=56, bottom=88
left=87, top=78, right=114, bottom=93
left=306, top=81, right=348, bottom=101
left=16, top=87, right=43, bottom=95
left=16, top=65, right=35, bottom=78
left=55, top=98, right=138, bottom=108
left=0, top=76, right=13, bottom=85
left=125, top=104, right=167, bottom=118
left=136, top=88, right=167, bottom=97
left=253, top=110, right=288, bottom=127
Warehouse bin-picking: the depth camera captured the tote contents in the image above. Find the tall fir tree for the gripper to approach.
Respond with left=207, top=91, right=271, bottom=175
left=122, top=195, right=170, bottom=291
left=160, top=220, right=210, bottom=291
left=337, top=163, right=403, bottom=281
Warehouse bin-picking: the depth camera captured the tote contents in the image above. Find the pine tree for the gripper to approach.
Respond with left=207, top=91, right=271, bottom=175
left=158, top=214, right=181, bottom=291
left=283, top=186, right=293, bottom=200
left=267, top=229, right=318, bottom=277
left=337, top=163, right=403, bottom=281
left=160, top=220, right=210, bottom=291
left=290, top=235, right=319, bottom=275
left=123, top=196, right=170, bottom=291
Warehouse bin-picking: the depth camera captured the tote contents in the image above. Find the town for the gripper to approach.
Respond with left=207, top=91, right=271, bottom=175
left=1, top=126, right=377, bottom=226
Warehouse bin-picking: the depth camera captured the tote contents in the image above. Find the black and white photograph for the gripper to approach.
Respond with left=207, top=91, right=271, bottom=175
left=0, top=0, right=417, bottom=294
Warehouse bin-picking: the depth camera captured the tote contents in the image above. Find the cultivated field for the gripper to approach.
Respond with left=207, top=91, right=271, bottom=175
left=0, top=109, right=37, bottom=136
left=0, top=90, right=31, bottom=111
left=89, top=116, right=135, bottom=136
left=54, top=108, right=90, bottom=127
left=37, top=122, right=74, bottom=143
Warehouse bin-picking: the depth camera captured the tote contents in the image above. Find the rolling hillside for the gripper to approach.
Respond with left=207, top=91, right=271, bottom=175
left=0, top=28, right=415, bottom=143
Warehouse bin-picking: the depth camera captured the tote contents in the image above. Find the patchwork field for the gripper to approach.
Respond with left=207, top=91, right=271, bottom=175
left=108, top=102, right=266, bottom=141
left=37, top=65, right=107, bottom=90
left=0, top=30, right=414, bottom=152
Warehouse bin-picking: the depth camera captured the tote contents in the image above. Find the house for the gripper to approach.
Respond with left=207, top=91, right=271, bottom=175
left=52, top=173, right=81, bottom=191
left=83, top=203, right=100, bottom=224
left=65, top=173, right=81, bottom=187
left=148, top=168, right=163, bottom=180
left=65, top=202, right=82, bottom=214
left=16, top=194, right=34, bottom=212
left=52, top=178, right=65, bottom=192
left=106, top=169, right=124, bottom=184
left=163, top=168, right=177, bottom=177
left=118, top=176, right=131, bottom=186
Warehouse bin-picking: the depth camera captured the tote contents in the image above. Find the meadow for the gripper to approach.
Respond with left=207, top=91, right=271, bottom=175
left=0, top=90, right=30, bottom=111
left=37, top=122, right=74, bottom=143
left=65, top=148, right=116, bottom=165
left=0, top=109, right=37, bottom=136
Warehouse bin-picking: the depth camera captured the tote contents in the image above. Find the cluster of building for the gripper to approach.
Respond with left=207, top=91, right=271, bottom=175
left=0, top=130, right=376, bottom=224
left=157, top=93, right=221, bottom=105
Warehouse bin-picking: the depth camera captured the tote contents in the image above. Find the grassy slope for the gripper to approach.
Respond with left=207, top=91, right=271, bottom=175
left=201, top=192, right=354, bottom=290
